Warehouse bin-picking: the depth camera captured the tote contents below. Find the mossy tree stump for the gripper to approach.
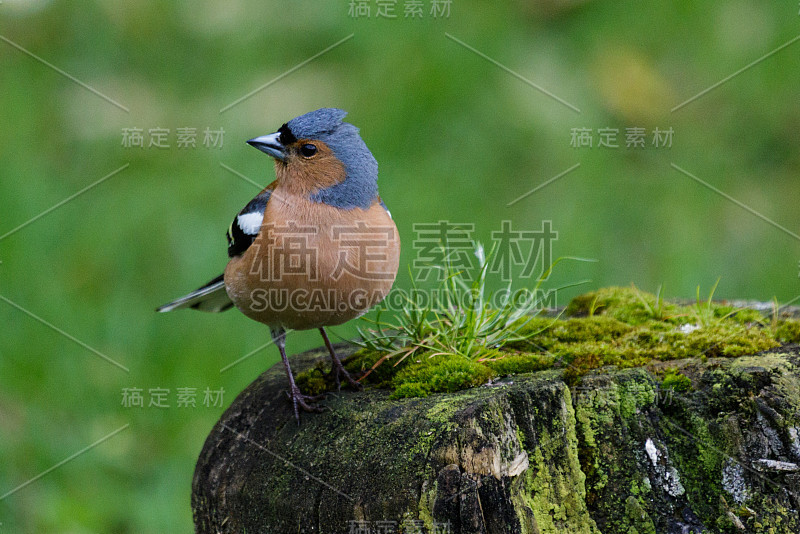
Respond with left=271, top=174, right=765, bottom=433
left=192, top=341, right=800, bottom=533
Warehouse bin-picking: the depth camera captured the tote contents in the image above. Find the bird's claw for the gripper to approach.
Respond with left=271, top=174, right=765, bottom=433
left=285, top=384, right=325, bottom=423
left=326, top=361, right=364, bottom=392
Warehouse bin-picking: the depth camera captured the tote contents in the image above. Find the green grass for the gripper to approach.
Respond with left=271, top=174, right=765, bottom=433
left=354, top=243, right=582, bottom=366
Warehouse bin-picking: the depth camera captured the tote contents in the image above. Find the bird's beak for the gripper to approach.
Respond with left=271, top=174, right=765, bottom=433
left=246, top=132, right=286, bottom=161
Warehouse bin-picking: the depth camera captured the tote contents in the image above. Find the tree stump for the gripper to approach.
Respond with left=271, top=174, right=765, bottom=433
left=192, top=342, right=800, bottom=533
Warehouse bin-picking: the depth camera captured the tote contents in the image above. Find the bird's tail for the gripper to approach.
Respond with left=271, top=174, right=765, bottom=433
left=156, top=274, right=234, bottom=313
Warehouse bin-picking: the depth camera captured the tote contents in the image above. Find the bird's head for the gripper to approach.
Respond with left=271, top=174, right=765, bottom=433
left=247, top=108, right=379, bottom=210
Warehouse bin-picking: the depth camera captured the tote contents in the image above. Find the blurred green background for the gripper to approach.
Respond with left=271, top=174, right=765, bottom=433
left=1, top=0, right=798, bottom=531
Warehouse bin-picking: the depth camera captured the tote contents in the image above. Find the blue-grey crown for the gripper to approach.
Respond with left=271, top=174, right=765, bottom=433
left=286, top=108, right=379, bottom=210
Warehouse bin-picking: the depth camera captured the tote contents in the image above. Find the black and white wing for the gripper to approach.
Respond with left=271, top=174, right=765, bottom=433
left=157, top=182, right=275, bottom=314
left=226, top=182, right=275, bottom=257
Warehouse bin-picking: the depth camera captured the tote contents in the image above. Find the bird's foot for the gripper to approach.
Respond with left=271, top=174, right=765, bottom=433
left=285, top=384, right=325, bottom=423
left=325, top=358, right=364, bottom=392
left=318, top=328, right=364, bottom=392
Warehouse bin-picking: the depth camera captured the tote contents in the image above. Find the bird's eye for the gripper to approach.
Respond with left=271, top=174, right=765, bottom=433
left=300, top=143, right=317, bottom=157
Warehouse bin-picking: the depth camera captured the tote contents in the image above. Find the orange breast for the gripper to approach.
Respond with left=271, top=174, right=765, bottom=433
left=224, top=190, right=400, bottom=330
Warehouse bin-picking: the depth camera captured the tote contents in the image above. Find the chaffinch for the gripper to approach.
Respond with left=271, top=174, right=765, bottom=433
left=158, top=108, right=400, bottom=422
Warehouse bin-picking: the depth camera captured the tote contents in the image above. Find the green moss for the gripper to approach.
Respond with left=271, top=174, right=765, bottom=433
left=517, top=385, right=600, bottom=533
left=571, top=374, right=649, bottom=532
left=390, top=355, right=495, bottom=399
left=546, top=317, right=635, bottom=344
left=391, top=382, right=431, bottom=399
left=741, top=499, right=800, bottom=533
left=728, top=307, right=767, bottom=325
left=508, top=316, right=561, bottom=340
left=774, top=319, right=800, bottom=343
left=344, top=348, right=398, bottom=386
left=484, top=352, right=555, bottom=375
left=678, top=325, right=779, bottom=358
left=564, top=286, right=683, bottom=325
left=296, top=287, right=800, bottom=399
left=661, top=371, right=692, bottom=392
left=623, top=495, right=657, bottom=534
left=293, top=361, right=330, bottom=396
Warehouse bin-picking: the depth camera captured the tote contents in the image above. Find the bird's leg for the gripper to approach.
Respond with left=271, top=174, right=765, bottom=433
left=319, top=327, right=363, bottom=391
left=271, top=328, right=324, bottom=423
